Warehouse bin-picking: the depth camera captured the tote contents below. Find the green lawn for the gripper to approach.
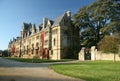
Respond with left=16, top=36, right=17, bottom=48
left=3, top=57, right=75, bottom=63
left=50, top=61, right=120, bottom=81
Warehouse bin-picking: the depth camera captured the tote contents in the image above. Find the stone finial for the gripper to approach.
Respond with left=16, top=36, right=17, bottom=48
left=66, top=11, right=71, bottom=18
left=43, top=17, right=49, bottom=29
left=22, top=22, right=25, bottom=30
left=43, top=17, right=45, bottom=29
left=32, top=24, right=35, bottom=29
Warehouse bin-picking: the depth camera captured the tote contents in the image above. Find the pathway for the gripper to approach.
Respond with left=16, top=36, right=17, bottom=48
left=0, top=57, right=83, bottom=81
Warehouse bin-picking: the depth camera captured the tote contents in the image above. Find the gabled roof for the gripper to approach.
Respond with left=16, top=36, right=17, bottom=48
left=22, top=22, right=32, bottom=30
left=52, top=13, right=65, bottom=27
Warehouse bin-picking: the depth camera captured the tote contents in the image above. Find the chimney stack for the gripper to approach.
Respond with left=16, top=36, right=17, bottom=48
left=66, top=11, right=71, bottom=18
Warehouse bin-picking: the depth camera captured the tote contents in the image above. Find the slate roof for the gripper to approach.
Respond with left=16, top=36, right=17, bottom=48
left=23, top=23, right=32, bottom=30
left=52, top=13, right=65, bottom=27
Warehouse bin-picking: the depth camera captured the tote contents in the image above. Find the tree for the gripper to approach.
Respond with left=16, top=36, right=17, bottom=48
left=73, top=0, right=120, bottom=47
left=113, top=32, right=120, bottom=57
left=98, top=35, right=119, bottom=61
left=0, top=50, right=2, bottom=53
left=2, top=50, right=8, bottom=57
left=0, top=50, right=2, bottom=56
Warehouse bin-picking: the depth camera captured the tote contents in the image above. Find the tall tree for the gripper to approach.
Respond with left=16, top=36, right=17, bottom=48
left=73, top=0, right=120, bottom=47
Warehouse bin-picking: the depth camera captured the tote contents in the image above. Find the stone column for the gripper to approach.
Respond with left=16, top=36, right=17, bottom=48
left=91, top=46, right=96, bottom=61
left=79, top=47, right=85, bottom=61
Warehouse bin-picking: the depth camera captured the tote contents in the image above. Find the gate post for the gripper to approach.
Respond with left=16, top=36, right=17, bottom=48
left=78, top=47, right=85, bottom=61
left=91, top=46, right=97, bottom=61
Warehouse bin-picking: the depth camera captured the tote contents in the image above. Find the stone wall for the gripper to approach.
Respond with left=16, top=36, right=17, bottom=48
left=79, top=46, right=120, bottom=61
left=96, top=51, right=120, bottom=61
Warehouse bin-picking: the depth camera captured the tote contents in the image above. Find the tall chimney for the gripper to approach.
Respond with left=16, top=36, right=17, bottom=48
left=43, top=17, right=45, bottom=29
left=66, top=11, right=71, bottom=18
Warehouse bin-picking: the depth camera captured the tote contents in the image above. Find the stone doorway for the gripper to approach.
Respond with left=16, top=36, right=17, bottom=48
left=84, top=48, right=91, bottom=60
left=79, top=46, right=97, bottom=61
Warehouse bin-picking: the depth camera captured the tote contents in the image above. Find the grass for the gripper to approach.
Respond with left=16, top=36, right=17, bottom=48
left=50, top=61, right=120, bottom=81
left=3, top=57, right=75, bottom=63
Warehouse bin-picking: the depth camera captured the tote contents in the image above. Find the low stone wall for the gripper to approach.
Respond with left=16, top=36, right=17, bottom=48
left=79, top=46, right=120, bottom=61
left=96, top=52, right=120, bottom=61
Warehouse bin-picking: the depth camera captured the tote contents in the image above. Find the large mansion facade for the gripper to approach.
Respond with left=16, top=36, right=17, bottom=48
left=8, top=11, right=77, bottom=60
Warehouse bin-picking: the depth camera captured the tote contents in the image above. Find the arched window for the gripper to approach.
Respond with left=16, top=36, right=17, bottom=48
left=23, top=46, right=25, bottom=54
left=27, top=45, right=28, bottom=54
left=32, top=44, right=34, bottom=48
left=36, top=43, right=39, bottom=55
left=36, top=43, right=39, bottom=49
left=32, top=44, right=34, bottom=54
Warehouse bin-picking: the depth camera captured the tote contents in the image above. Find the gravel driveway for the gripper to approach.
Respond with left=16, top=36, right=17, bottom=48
left=0, top=57, right=83, bottom=81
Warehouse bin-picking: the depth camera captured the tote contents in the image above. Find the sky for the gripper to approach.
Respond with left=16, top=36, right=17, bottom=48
left=0, top=0, right=96, bottom=50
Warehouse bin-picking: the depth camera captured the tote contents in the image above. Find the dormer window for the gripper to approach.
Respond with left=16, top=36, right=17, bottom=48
left=45, top=31, right=49, bottom=36
left=45, top=40, right=48, bottom=45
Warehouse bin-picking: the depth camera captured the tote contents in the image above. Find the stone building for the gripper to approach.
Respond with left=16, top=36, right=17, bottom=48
left=8, top=11, right=76, bottom=60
